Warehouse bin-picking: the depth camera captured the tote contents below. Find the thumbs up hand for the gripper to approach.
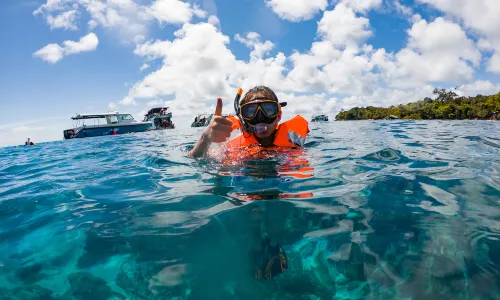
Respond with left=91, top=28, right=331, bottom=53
left=204, top=98, right=233, bottom=143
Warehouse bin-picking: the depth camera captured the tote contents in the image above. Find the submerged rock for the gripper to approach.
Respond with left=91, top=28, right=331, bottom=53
left=68, top=272, right=125, bottom=300
left=0, top=284, right=54, bottom=300
left=15, top=262, right=45, bottom=284
left=77, top=230, right=130, bottom=268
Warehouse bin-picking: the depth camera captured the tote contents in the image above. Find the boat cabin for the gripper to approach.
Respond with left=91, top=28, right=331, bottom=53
left=63, top=112, right=150, bottom=139
left=143, top=107, right=175, bottom=129
left=71, top=112, right=137, bottom=127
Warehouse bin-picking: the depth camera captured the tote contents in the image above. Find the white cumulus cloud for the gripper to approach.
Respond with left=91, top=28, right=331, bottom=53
left=33, top=44, right=65, bottom=64
left=407, top=17, right=480, bottom=65
left=47, top=9, right=78, bottom=30
left=317, top=3, right=372, bottom=49
left=374, top=17, right=481, bottom=89
left=117, top=2, right=499, bottom=121
left=34, top=0, right=208, bottom=43
left=123, top=22, right=236, bottom=112
left=80, top=0, right=150, bottom=43
left=29, top=0, right=500, bottom=130
left=417, top=0, right=500, bottom=73
left=393, top=0, right=412, bottom=16
left=63, top=32, right=99, bottom=53
left=33, top=32, right=99, bottom=63
left=235, top=32, right=275, bottom=59
left=339, top=0, right=382, bottom=13
left=148, top=0, right=197, bottom=24
left=34, top=0, right=74, bottom=15
left=265, top=0, right=328, bottom=22
left=488, top=54, right=500, bottom=73
left=457, top=80, right=500, bottom=97
left=207, top=15, right=220, bottom=28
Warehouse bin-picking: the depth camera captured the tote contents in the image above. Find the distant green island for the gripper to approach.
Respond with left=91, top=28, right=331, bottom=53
left=335, top=89, right=500, bottom=121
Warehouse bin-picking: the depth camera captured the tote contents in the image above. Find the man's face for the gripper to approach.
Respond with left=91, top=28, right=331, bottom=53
left=242, top=94, right=282, bottom=138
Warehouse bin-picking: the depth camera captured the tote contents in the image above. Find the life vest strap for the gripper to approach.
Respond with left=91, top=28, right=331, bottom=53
left=287, top=130, right=306, bottom=147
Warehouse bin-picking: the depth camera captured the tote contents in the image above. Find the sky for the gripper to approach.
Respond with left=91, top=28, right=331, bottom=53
left=1, top=0, right=500, bottom=147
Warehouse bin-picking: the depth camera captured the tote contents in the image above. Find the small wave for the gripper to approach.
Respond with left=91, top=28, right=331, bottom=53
left=403, top=142, right=425, bottom=147
left=409, top=160, right=449, bottom=169
left=145, top=155, right=190, bottom=167
left=394, top=134, right=410, bottom=139
left=304, top=141, right=322, bottom=147
left=363, top=148, right=408, bottom=163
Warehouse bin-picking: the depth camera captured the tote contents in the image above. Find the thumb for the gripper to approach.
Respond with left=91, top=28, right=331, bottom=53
left=214, top=97, right=223, bottom=116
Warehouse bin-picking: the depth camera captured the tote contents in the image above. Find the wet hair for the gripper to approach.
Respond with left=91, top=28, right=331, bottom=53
left=240, top=85, right=278, bottom=105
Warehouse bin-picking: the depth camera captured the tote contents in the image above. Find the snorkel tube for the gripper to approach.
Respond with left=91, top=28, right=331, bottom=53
left=233, top=88, right=268, bottom=134
left=233, top=87, right=246, bottom=131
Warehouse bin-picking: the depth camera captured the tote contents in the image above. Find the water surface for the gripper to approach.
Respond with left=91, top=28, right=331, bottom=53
left=1, top=120, right=499, bottom=299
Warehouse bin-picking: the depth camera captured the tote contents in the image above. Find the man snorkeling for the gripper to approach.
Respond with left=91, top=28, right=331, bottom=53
left=189, top=86, right=310, bottom=280
left=189, top=85, right=309, bottom=157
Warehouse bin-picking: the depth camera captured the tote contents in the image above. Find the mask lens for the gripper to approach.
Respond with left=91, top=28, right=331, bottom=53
left=241, top=103, right=259, bottom=119
left=260, top=102, right=279, bottom=117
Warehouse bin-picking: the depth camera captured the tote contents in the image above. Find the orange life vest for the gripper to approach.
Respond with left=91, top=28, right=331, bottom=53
left=226, top=115, right=310, bottom=150
left=214, top=116, right=314, bottom=201
left=220, top=115, right=313, bottom=180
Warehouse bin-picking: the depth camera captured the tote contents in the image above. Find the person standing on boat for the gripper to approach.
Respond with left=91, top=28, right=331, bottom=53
left=25, top=137, right=35, bottom=146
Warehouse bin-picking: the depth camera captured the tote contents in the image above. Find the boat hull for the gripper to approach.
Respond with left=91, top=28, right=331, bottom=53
left=191, top=114, right=213, bottom=127
left=151, top=125, right=175, bottom=130
left=64, top=123, right=151, bottom=139
left=191, top=122, right=207, bottom=127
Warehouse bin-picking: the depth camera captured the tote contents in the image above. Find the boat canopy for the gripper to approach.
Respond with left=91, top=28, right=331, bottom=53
left=71, top=112, right=131, bottom=120
left=145, top=107, right=169, bottom=115
left=195, top=113, right=212, bottom=119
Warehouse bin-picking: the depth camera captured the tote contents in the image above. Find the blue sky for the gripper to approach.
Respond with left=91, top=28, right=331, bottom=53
left=1, top=0, right=500, bottom=146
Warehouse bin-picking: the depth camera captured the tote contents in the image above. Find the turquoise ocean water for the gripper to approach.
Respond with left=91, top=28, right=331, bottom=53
left=1, top=120, right=499, bottom=299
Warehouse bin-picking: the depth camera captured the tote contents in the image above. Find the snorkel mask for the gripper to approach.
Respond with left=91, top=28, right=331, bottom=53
left=234, top=88, right=287, bottom=134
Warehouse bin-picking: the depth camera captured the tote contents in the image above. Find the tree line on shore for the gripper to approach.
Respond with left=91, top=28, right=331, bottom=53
left=335, top=89, right=500, bottom=121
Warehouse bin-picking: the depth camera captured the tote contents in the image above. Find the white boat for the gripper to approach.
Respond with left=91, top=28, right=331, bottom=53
left=143, top=107, right=175, bottom=130
left=63, top=112, right=152, bottom=139
left=190, top=113, right=235, bottom=127
left=191, top=113, right=213, bottom=127
left=311, top=114, right=329, bottom=122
